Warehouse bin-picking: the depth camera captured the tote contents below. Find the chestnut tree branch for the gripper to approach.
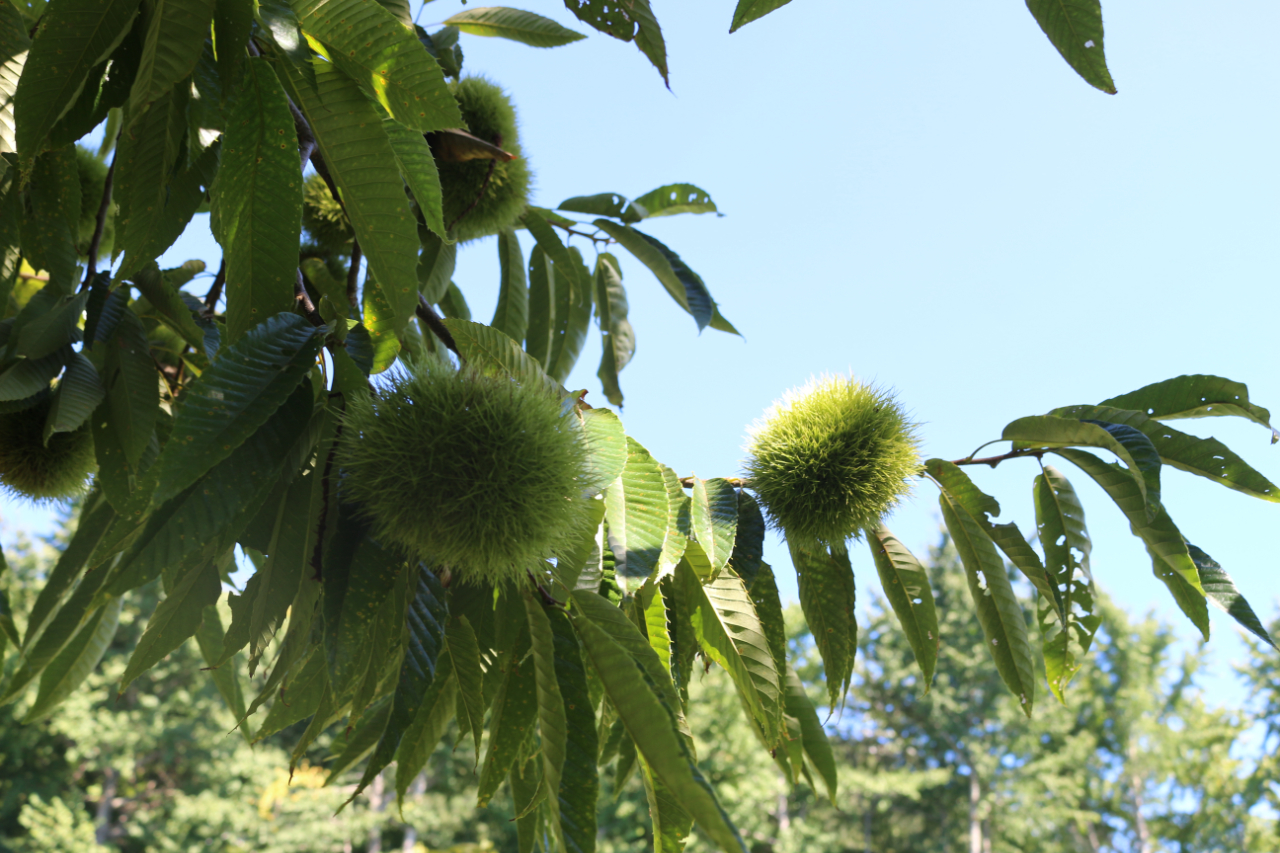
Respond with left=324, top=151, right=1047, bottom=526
left=80, top=158, right=115, bottom=291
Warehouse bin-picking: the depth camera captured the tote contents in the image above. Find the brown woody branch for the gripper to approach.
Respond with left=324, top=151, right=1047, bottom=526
left=80, top=158, right=115, bottom=291
left=346, top=239, right=362, bottom=312
left=416, top=293, right=459, bottom=357
left=949, top=448, right=1046, bottom=469
left=294, top=269, right=323, bottom=326
left=204, top=259, right=226, bottom=312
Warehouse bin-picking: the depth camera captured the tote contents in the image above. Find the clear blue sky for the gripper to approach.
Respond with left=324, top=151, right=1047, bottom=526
left=3, top=1, right=1277, bottom=708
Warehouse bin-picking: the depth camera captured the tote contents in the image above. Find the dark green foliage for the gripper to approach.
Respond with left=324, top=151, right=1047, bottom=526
left=743, top=375, right=920, bottom=545
left=436, top=76, right=532, bottom=243
left=0, top=396, right=94, bottom=502
left=73, top=145, right=108, bottom=254
left=337, top=356, right=592, bottom=585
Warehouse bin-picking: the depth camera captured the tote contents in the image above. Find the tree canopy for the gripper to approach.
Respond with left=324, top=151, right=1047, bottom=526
left=0, top=2, right=1277, bottom=852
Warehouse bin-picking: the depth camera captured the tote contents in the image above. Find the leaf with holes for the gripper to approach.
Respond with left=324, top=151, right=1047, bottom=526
left=1033, top=466, right=1100, bottom=702
left=939, top=489, right=1036, bottom=716
left=559, top=192, right=647, bottom=223
left=634, top=183, right=719, bottom=218
left=1025, top=0, right=1116, bottom=94
left=1052, top=404, right=1279, bottom=503
left=1099, top=374, right=1276, bottom=440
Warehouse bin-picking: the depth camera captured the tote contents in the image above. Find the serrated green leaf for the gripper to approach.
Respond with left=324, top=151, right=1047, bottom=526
left=562, top=0, right=634, bottom=40
left=417, top=226, right=456, bottom=303
left=1099, top=373, right=1277, bottom=440
left=1033, top=466, right=1100, bottom=702
left=729, top=0, right=793, bottom=33
left=867, top=525, right=938, bottom=690
left=255, top=643, right=328, bottom=739
left=633, top=184, right=718, bottom=218
left=211, top=58, right=302, bottom=344
left=325, top=694, right=393, bottom=784
left=1052, top=404, right=1279, bottom=502
left=640, top=757, right=693, bottom=853
left=1186, top=543, right=1275, bottom=648
left=43, top=352, right=104, bottom=440
left=727, top=491, right=764, bottom=589
left=569, top=593, right=744, bottom=853
left=12, top=0, right=139, bottom=157
left=113, top=87, right=188, bottom=267
left=0, top=2, right=31, bottom=154
left=443, top=317, right=567, bottom=398
left=128, top=0, right=215, bottom=120
left=119, top=555, right=221, bottom=692
left=280, top=58, right=421, bottom=333
left=628, top=0, right=666, bottom=85
left=1003, top=414, right=1156, bottom=518
left=322, top=509, right=408, bottom=707
left=510, top=755, right=544, bottom=853
left=526, top=243, right=554, bottom=368
left=131, top=264, right=207, bottom=351
left=476, top=634, right=538, bottom=807
left=924, top=459, right=1066, bottom=625
left=394, top=653, right=456, bottom=804
left=14, top=290, right=87, bottom=361
left=383, top=117, right=447, bottom=239
left=104, top=383, right=317, bottom=596
left=1025, top=0, right=1115, bottom=94
left=148, top=313, right=322, bottom=507
left=677, top=560, right=782, bottom=748
left=525, top=594, right=599, bottom=853
left=193, top=604, right=251, bottom=741
left=489, top=228, right=528, bottom=343
left=1053, top=447, right=1210, bottom=630
left=21, top=596, right=122, bottom=721
left=790, top=538, right=856, bottom=708
left=20, top=146, right=80, bottom=288
left=748, top=561, right=787, bottom=696
left=116, top=140, right=221, bottom=279
left=782, top=663, right=835, bottom=802
left=691, top=477, right=737, bottom=574
left=593, top=252, right=633, bottom=406
left=0, top=345, right=68, bottom=401
left=549, top=246, right=593, bottom=384
left=592, top=220, right=721, bottom=331
left=579, top=408, right=626, bottom=497
left=294, top=0, right=460, bottom=133
left=938, top=490, right=1035, bottom=716
left=445, top=613, right=486, bottom=757
left=354, top=564, right=449, bottom=798
left=213, top=0, right=252, bottom=89
left=361, top=271, right=404, bottom=374
left=20, top=492, right=114, bottom=651
left=552, top=501, right=606, bottom=594
left=445, top=6, right=585, bottom=48
left=605, top=436, right=669, bottom=591
left=101, top=307, right=156, bottom=466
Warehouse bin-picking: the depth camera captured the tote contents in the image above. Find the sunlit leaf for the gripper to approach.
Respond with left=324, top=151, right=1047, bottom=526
left=444, top=7, right=586, bottom=48
left=789, top=538, right=856, bottom=708
left=604, top=436, right=669, bottom=591
left=633, top=183, right=718, bottom=218
left=867, top=525, right=938, bottom=689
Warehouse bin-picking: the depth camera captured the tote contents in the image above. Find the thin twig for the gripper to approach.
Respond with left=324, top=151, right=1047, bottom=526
left=19, top=272, right=49, bottom=282
left=294, top=269, right=324, bottom=326
left=204, top=259, right=226, bottom=312
left=80, top=158, right=115, bottom=292
left=346, top=239, right=362, bottom=311
left=446, top=160, right=495, bottom=232
left=550, top=220, right=614, bottom=246
left=949, top=448, right=1046, bottom=469
left=416, top=293, right=459, bottom=357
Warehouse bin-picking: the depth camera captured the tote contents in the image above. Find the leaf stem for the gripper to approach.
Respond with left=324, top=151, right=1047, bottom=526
left=346, top=239, right=362, bottom=311
left=204, top=259, right=226, bottom=312
left=80, top=157, right=115, bottom=292
left=294, top=269, right=323, bottom=326
left=550, top=221, right=613, bottom=246
left=950, top=448, right=1046, bottom=469
left=416, top=293, right=459, bottom=357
